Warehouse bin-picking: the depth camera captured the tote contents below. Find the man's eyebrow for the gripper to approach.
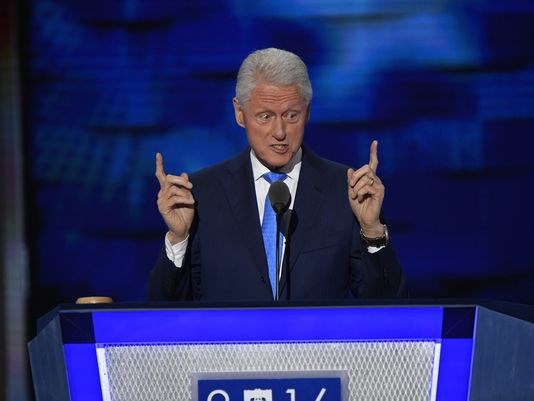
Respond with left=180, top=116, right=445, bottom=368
left=254, top=108, right=274, bottom=114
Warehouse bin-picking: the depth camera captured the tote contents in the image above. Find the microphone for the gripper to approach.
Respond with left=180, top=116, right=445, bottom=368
left=268, top=181, right=291, bottom=300
left=268, top=181, right=291, bottom=214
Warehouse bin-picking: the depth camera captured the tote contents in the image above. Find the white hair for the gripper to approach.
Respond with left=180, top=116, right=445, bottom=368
left=235, top=48, right=313, bottom=105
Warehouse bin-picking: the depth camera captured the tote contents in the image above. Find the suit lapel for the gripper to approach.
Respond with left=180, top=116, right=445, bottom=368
left=279, top=147, right=327, bottom=294
left=220, top=150, right=271, bottom=285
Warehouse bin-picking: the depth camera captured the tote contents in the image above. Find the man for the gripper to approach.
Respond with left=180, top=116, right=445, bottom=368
left=149, top=48, right=406, bottom=301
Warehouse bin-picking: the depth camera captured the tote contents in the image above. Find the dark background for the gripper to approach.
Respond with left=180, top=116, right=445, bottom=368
left=22, top=0, right=534, bottom=323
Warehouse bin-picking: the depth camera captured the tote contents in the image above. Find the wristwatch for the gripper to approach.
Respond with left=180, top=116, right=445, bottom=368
left=360, top=224, right=389, bottom=248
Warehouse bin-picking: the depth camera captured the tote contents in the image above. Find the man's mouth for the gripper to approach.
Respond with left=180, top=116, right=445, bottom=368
left=271, top=144, right=288, bottom=152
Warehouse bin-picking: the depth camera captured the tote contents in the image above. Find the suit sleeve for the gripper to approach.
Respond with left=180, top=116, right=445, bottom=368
left=350, top=222, right=408, bottom=299
left=147, top=246, right=193, bottom=301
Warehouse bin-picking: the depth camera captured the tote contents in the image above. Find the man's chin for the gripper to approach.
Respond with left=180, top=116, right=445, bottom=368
left=261, top=157, right=290, bottom=171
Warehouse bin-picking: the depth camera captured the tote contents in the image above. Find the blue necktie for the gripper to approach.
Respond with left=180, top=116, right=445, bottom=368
left=261, top=172, right=287, bottom=298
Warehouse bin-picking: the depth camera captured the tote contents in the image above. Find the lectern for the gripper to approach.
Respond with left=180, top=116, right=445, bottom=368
left=28, top=303, right=534, bottom=401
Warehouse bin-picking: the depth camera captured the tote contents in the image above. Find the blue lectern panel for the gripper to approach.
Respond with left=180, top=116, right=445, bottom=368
left=90, top=306, right=446, bottom=343
left=63, top=344, right=103, bottom=401
left=69, top=306, right=468, bottom=401
left=435, top=339, right=473, bottom=401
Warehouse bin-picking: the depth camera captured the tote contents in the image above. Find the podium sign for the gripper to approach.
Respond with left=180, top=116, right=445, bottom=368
left=28, top=304, right=534, bottom=401
left=193, top=371, right=346, bottom=401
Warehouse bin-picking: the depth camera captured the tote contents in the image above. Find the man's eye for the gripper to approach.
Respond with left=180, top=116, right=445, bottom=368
left=284, top=112, right=299, bottom=121
left=258, top=113, right=271, bottom=121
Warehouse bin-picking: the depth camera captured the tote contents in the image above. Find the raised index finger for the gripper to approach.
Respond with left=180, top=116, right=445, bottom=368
left=155, top=152, right=166, bottom=186
left=369, top=140, right=379, bottom=172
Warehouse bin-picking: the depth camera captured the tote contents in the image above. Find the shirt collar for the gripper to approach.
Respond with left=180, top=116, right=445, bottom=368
left=250, top=148, right=302, bottom=182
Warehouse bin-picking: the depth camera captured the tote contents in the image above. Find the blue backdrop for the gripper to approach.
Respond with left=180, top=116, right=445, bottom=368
left=24, top=0, right=534, bottom=317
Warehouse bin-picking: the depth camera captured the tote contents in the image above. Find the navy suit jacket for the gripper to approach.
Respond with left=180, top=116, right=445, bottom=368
left=148, top=146, right=407, bottom=301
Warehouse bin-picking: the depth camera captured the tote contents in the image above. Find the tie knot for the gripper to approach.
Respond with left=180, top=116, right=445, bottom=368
left=263, top=171, right=287, bottom=184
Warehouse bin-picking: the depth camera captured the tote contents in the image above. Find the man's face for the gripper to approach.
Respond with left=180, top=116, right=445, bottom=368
left=233, top=82, right=309, bottom=170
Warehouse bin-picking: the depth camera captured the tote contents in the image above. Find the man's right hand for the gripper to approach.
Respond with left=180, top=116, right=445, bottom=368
left=155, top=152, right=195, bottom=245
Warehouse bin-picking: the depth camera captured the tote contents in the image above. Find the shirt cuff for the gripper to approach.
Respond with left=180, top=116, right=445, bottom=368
left=367, top=245, right=385, bottom=254
left=165, top=233, right=189, bottom=268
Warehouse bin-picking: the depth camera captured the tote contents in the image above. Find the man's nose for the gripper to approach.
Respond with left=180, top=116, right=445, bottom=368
left=272, top=117, right=286, bottom=140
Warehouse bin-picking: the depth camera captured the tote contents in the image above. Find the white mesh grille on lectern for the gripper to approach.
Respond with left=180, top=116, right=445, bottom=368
left=99, top=341, right=437, bottom=401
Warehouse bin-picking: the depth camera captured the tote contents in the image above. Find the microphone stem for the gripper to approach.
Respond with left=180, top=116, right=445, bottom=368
left=275, top=213, right=282, bottom=301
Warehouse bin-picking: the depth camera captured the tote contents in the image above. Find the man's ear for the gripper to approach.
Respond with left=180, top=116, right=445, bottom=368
left=306, top=103, right=311, bottom=123
left=233, top=97, right=245, bottom=128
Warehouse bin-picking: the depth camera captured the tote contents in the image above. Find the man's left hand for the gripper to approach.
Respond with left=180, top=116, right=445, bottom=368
left=347, top=140, right=385, bottom=237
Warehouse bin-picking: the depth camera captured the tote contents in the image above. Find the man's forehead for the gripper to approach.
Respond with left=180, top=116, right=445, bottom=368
left=247, top=83, right=306, bottom=107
